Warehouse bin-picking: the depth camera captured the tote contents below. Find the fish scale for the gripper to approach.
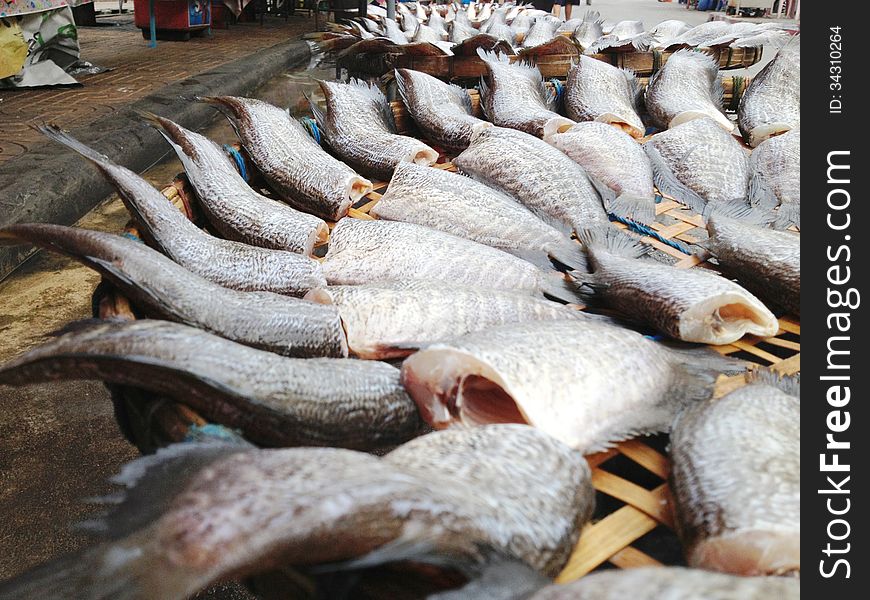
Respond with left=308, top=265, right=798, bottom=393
left=454, top=126, right=611, bottom=234
left=370, top=161, right=585, bottom=269
left=312, top=79, right=438, bottom=181
left=738, top=37, right=800, bottom=147
left=0, top=426, right=594, bottom=599
left=669, top=374, right=800, bottom=576
left=564, top=56, right=645, bottom=139
left=144, top=113, right=328, bottom=254
left=322, top=218, right=581, bottom=303
left=202, top=96, right=372, bottom=221
left=0, top=320, right=420, bottom=449
left=0, top=224, right=346, bottom=358
left=645, top=49, right=733, bottom=132
left=37, top=125, right=325, bottom=296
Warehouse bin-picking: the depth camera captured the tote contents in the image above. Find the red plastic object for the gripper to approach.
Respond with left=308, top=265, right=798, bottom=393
left=134, top=0, right=212, bottom=32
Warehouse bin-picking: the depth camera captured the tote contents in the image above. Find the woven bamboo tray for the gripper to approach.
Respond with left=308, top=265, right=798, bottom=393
left=92, top=120, right=800, bottom=585
left=386, top=45, right=762, bottom=80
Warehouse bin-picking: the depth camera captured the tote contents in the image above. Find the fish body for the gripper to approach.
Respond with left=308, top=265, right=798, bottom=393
left=544, top=122, right=655, bottom=223
left=666, top=20, right=731, bottom=48
left=38, top=126, right=324, bottom=296
left=477, top=50, right=574, bottom=138
left=203, top=96, right=374, bottom=221
left=414, top=23, right=444, bottom=44
left=0, top=224, right=346, bottom=358
left=564, top=56, right=644, bottom=139
left=322, top=218, right=579, bottom=303
left=644, top=118, right=749, bottom=215
left=428, top=9, right=448, bottom=39
left=306, top=281, right=585, bottom=359
left=312, top=79, right=438, bottom=180
left=530, top=567, right=800, bottom=599
left=370, top=161, right=585, bottom=269
left=401, top=319, right=745, bottom=453
left=451, top=18, right=477, bottom=43
left=454, top=126, right=611, bottom=234
left=738, top=37, right=800, bottom=147
left=571, top=230, right=778, bottom=344
left=670, top=373, right=800, bottom=576
left=645, top=49, right=733, bottom=131
left=0, top=320, right=418, bottom=448
left=704, top=215, right=800, bottom=315
left=383, top=17, right=410, bottom=44
left=749, top=127, right=800, bottom=229
left=144, top=113, right=328, bottom=253
left=0, top=426, right=593, bottom=599
left=394, top=68, right=489, bottom=152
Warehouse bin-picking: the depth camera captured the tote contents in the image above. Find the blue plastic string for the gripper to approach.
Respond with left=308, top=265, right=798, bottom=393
left=548, top=78, right=564, bottom=105
left=121, top=232, right=142, bottom=243
left=300, top=116, right=321, bottom=145
left=608, top=213, right=693, bottom=255
left=223, top=144, right=248, bottom=182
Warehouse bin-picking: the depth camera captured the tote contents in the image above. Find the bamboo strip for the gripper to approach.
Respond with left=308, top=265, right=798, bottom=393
left=608, top=546, right=665, bottom=569
left=617, top=440, right=670, bottom=479
left=592, top=471, right=673, bottom=527
left=730, top=340, right=782, bottom=364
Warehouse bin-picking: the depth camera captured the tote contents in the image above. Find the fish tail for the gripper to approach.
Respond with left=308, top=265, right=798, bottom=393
left=198, top=95, right=244, bottom=121
left=576, top=226, right=649, bottom=259
left=547, top=240, right=588, bottom=273
left=475, top=46, right=510, bottom=64
left=703, top=198, right=773, bottom=226
left=588, top=172, right=656, bottom=226
left=773, top=202, right=800, bottom=231
left=747, top=165, right=780, bottom=213
left=746, top=369, right=800, bottom=398
left=643, top=141, right=710, bottom=215
left=394, top=68, right=411, bottom=108
left=36, top=124, right=111, bottom=166
left=0, top=542, right=148, bottom=600
left=541, top=273, right=585, bottom=305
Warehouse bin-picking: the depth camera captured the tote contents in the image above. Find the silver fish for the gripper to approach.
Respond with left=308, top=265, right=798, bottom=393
left=38, top=125, right=324, bottom=296
left=670, top=371, right=800, bottom=576
left=142, top=113, right=328, bottom=254
left=0, top=319, right=420, bottom=448
left=645, top=49, right=733, bottom=131
left=450, top=18, right=477, bottom=43
left=477, top=50, right=575, bottom=138
left=0, top=224, right=347, bottom=358
left=427, top=8, right=449, bottom=39
left=383, top=17, right=410, bottom=44
left=644, top=118, right=749, bottom=215
left=738, top=37, right=800, bottom=147
left=703, top=214, right=800, bottom=315
left=322, top=218, right=581, bottom=303
left=306, top=280, right=586, bottom=359
left=587, top=20, right=652, bottom=53
left=570, top=230, right=778, bottom=344
left=544, top=122, right=655, bottom=223
left=749, top=127, right=800, bottom=229
left=572, top=10, right=604, bottom=51
left=394, top=68, right=489, bottom=152
left=414, top=23, right=444, bottom=44
left=370, top=161, right=586, bottom=269
left=665, top=20, right=732, bottom=48
left=649, top=19, right=692, bottom=48
left=401, top=319, right=745, bottom=453
left=529, top=566, right=800, bottom=599
left=522, top=15, right=560, bottom=48
left=203, top=96, right=373, bottom=221
left=564, top=55, right=644, bottom=139
left=0, top=425, right=593, bottom=599
left=454, top=126, right=613, bottom=234
left=311, top=79, right=438, bottom=181
left=510, top=12, right=533, bottom=39
left=487, top=22, right=516, bottom=43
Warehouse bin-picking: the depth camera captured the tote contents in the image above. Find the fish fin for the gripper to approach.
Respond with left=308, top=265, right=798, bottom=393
left=478, top=76, right=492, bottom=120
left=506, top=248, right=557, bottom=271
left=79, top=442, right=248, bottom=540
left=746, top=369, right=800, bottom=398
left=702, top=198, right=772, bottom=226
left=576, top=227, right=649, bottom=260
left=476, top=47, right=510, bottom=64
left=541, top=273, right=584, bottom=304
left=665, top=343, right=750, bottom=407
left=747, top=165, right=780, bottom=212
left=347, top=78, right=397, bottom=133
left=622, top=68, right=643, bottom=112
left=773, top=202, right=800, bottom=231
left=37, top=124, right=111, bottom=165
left=308, top=95, right=334, bottom=143
left=629, top=32, right=654, bottom=52
left=450, top=83, right=475, bottom=115
left=565, top=270, right=601, bottom=303
left=587, top=175, right=655, bottom=225
left=393, top=69, right=411, bottom=110
left=643, top=141, right=709, bottom=214
left=546, top=240, right=588, bottom=273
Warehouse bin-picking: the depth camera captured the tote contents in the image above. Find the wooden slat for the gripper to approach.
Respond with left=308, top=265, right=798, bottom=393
left=761, top=336, right=801, bottom=352
left=730, top=340, right=782, bottom=364
left=556, top=505, right=659, bottom=582
left=592, top=472, right=673, bottom=527
left=777, top=318, right=801, bottom=335
left=617, top=440, right=670, bottom=479
left=608, top=545, right=665, bottom=570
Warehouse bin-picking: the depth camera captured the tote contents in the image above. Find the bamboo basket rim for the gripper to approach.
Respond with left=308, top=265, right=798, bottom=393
left=93, top=106, right=800, bottom=585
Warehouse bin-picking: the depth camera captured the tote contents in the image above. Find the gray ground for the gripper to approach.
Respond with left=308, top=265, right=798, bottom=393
left=0, top=0, right=796, bottom=593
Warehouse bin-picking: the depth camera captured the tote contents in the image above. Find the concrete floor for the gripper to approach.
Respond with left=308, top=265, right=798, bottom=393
left=0, top=0, right=796, bottom=593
